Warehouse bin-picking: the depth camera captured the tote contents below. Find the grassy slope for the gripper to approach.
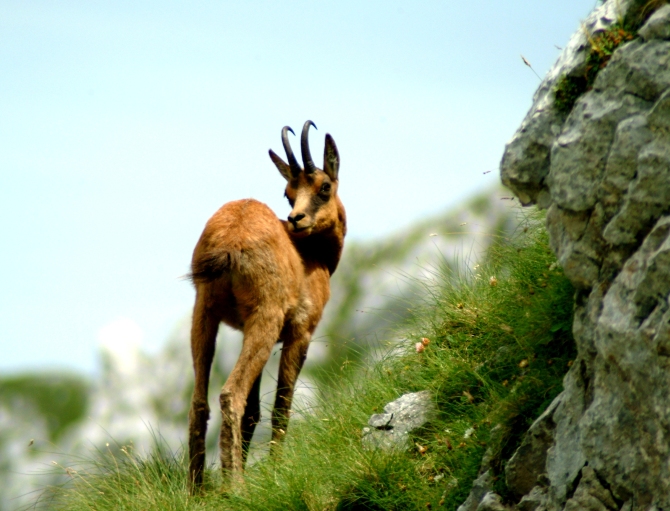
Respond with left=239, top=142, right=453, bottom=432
left=46, top=211, right=575, bottom=511
left=315, top=190, right=516, bottom=376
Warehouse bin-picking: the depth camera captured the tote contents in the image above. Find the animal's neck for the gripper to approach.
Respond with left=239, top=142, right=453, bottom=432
left=294, top=202, right=346, bottom=275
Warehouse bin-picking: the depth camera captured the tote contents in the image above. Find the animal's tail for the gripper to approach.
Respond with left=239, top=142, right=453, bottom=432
left=188, top=250, right=242, bottom=283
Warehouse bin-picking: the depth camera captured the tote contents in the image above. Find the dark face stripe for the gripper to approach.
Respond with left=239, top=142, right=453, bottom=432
left=308, top=191, right=328, bottom=216
left=284, top=171, right=334, bottom=219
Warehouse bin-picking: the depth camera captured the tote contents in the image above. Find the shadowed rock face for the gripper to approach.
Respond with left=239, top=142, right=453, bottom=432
left=498, top=1, right=670, bottom=510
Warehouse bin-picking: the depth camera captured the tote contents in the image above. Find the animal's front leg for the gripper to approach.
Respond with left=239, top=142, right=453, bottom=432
left=271, top=334, right=310, bottom=444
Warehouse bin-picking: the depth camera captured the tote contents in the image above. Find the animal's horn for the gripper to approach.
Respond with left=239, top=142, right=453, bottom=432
left=301, top=120, right=318, bottom=174
left=281, top=126, right=302, bottom=178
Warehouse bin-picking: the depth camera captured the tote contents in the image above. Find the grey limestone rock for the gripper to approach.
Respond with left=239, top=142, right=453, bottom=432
left=546, top=204, right=604, bottom=289
left=500, top=0, right=635, bottom=206
left=598, top=114, right=654, bottom=220
left=548, top=91, right=651, bottom=212
left=639, top=4, right=670, bottom=41
left=500, top=0, right=670, bottom=210
left=563, top=466, right=619, bottom=511
left=361, top=390, right=435, bottom=451
left=496, top=0, right=670, bottom=509
left=477, top=492, right=508, bottom=511
left=505, top=396, right=560, bottom=498
left=593, top=38, right=670, bottom=102
left=517, top=486, right=549, bottom=511
left=456, top=470, right=494, bottom=511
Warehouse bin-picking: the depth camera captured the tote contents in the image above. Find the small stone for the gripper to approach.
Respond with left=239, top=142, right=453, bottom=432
left=368, top=413, right=394, bottom=429
left=362, top=391, right=435, bottom=451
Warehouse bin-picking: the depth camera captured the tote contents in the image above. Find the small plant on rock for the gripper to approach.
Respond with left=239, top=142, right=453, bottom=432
left=553, top=23, right=636, bottom=114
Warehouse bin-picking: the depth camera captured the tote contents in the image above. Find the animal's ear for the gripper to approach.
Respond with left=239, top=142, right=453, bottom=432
left=323, top=134, right=339, bottom=181
left=269, top=149, right=292, bottom=181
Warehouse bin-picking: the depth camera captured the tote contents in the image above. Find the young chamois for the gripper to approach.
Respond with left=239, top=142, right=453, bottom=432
left=187, top=121, right=346, bottom=490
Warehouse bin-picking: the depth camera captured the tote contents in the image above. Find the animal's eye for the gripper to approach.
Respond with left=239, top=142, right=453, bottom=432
left=284, top=191, right=294, bottom=206
left=320, top=183, right=331, bottom=194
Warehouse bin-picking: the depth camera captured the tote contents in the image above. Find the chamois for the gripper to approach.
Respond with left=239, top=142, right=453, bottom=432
left=187, top=121, right=346, bottom=490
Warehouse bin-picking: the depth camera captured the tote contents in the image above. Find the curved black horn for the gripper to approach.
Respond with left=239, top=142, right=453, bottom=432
left=301, top=120, right=318, bottom=174
left=281, top=126, right=302, bottom=177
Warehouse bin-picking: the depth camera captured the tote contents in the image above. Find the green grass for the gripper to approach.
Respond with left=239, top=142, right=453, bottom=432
left=316, top=190, right=515, bottom=377
left=45, top=210, right=575, bottom=511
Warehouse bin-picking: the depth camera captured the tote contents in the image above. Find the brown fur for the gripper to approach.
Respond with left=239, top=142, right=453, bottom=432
left=187, top=122, right=346, bottom=491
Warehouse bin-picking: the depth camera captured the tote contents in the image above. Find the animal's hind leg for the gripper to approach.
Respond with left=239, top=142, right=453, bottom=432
left=271, top=334, right=310, bottom=444
left=241, top=374, right=262, bottom=464
left=188, top=290, right=220, bottom=493
left=219, top=308, right=283, bottom=479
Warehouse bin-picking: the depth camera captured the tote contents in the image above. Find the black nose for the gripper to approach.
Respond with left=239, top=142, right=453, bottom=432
left=288, top=213, right=305, bottom=227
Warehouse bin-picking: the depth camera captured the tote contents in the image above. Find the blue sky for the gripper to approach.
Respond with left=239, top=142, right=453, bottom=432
left=0, top=0, right=596, bottom=375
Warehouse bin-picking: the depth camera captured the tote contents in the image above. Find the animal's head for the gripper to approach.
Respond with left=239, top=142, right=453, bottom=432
left=269, top=121, right=341, bottom=238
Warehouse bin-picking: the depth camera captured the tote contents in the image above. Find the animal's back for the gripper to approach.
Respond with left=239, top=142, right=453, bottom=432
left=192, top=199, right=292, bottom=277
left=190, top=198, right=302, bottom=329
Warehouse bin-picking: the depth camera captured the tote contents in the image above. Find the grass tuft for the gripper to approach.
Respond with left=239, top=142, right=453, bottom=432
left=46, top=209, right=575, bottom=511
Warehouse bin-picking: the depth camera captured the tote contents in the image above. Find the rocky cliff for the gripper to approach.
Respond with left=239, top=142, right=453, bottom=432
left=499, top=1, right=670, bottom=509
